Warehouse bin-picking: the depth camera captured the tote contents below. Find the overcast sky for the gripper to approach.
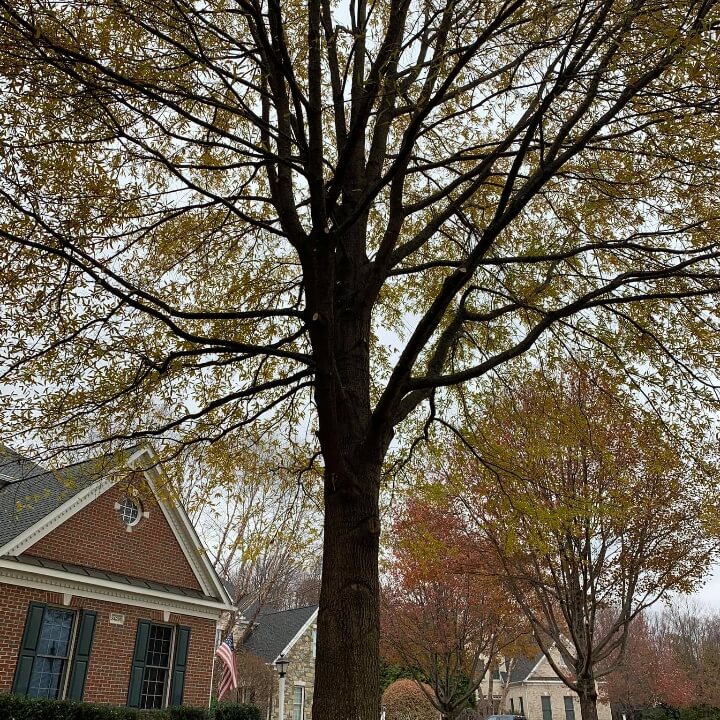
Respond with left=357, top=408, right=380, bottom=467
left=690, top=564, right=720, bottom=609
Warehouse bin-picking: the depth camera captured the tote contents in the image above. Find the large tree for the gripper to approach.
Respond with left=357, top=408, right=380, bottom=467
left=1, top=2, right=720, bottom=719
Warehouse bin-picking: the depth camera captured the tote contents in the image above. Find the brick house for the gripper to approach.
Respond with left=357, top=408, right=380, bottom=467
left=481, top=648, right=611, bottom=720
left=237, top=604, right=318, bottom=720
left=0, top=444, right=234, bottom=709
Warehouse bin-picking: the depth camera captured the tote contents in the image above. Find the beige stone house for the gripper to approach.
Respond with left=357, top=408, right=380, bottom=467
left=239, top=604, right=318, bottom=720
left=480, top=648, right=611, bottom=720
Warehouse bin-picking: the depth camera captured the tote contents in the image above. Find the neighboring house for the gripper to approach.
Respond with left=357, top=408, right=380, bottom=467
left=0, top=444, right=234, bottom=709
left=238, top=604, right=318, bottom=720
left=479, top=648, right=611, bottom=720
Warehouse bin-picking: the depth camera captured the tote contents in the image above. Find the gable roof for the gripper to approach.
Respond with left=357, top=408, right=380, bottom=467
left=508, top=652, right=546, bottom=683
left=0, top=445, right=132, bottom=549
left=0, top=444, right=234, bottom=610
left=243, top=605, right=318, bottom=663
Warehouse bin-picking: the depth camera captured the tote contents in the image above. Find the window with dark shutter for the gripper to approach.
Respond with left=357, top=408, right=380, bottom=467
left=12, top=603, right=78, bottom=700
left=128, top=620, right=185, bottom=709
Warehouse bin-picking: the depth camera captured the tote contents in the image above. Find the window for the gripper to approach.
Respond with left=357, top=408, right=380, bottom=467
left=311, top=628, right=316, bottom=659
left=27, top=608, right=75, bottom=699
left=520, top=696, right=525, bottom=716
left=510, top=698, right=515, bottom=713
left=128, top=620, right=191, bottom=709
left=140, top=624, right=173, bottom=709
left=542, top=695, right=553, bottom=720
left=564, top=696, right=576, bottom=720
left=13, top=603, right=97, bottom=702
left=293, top=685, right=305, bottom=720
left=116, top=497, right=141, bottom=527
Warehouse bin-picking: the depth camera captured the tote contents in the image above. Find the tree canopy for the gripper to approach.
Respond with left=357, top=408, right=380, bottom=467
left=448, top=365, right=719, bottom=720
left=1, top=1, right=720, bottom=718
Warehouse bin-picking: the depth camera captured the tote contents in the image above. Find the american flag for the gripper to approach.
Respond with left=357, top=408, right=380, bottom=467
left=215, top=634, right=238, bottom=700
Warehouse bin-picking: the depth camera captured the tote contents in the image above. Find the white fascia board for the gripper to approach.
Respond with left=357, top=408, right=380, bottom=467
left=0, top=558, right=229, bottom=619
left=127, top=446, right=234, bottom=608
left=514, top=679, right=566, bottom=685
left=0, top=477, right=117, bottom=557
left=277, top=608, right=319, bottom=660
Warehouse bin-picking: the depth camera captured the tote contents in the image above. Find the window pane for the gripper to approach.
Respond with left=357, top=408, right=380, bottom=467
left=542, top=696, right=553, bottom=720
left=293, top=686, right=304, bottom=720
left=140, top=666, right=168, bottom=709
left=27, top=607, right=75, bottom=700
left=37, top=608, right=74, bottom=658
left=28, top=656, right=65, bottom=699
left=564, top=696, right=575, bottom=720
left=146, top=625, right=172, bottom=668
left=140, top=624, right=173, bottom=709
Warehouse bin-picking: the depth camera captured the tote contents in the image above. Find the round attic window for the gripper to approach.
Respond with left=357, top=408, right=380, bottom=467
left=116, top=496, right=141, bottom=527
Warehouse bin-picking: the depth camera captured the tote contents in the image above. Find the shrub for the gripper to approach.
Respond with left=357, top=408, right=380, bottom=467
left=213, top=702, right=262, bottom=720
left=0, top=694, right=209, bottom=719
left=382, top=679, right=439, bottom=720
left=166, top=708, right=209, bottom=720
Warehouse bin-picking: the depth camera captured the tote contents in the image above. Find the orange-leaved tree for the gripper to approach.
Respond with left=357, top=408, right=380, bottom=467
left=382, top=500, right=530, bottom=720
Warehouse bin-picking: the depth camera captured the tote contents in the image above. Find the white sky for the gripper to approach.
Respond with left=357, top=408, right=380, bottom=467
left=691, top=563, right=720, bottom=609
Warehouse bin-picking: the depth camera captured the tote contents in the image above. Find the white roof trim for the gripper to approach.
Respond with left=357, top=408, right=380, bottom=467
left=0, top=558, right=228, bottom=619
left=0, top=476, right=117, bottom=557
left=127, top=446, right=234, bottom=607
left=275, top=608, right=319, bottom=662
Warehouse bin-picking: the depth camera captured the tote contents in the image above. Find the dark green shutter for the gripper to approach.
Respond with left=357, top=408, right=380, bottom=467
left=170, top=626, right=191, bottom=706
left=127, top=620, right=151, bottom=707
left=66, top=610, right=97, bottom=701
left=12, top=602, right=46, bottom=696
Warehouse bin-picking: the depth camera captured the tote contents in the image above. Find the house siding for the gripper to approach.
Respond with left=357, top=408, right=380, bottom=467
left=505, top=653, right=612, bottom=720
left=0, top=581, right=216, bottom=707
left=23, top=482, right=202, bottom=592
left=272, top=622, right=316, bottom=720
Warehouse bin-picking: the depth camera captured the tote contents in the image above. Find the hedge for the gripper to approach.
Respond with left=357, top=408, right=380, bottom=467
left=0, top=695, right=260, bottom=720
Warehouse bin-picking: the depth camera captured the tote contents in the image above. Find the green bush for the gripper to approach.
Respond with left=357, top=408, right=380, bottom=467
left=213, top=703, right=262, bottom=720
left=0, top=694, right=262, bottom=720
left=0, top=694, right=204, bottom=719
left=165, top=707, right=209, bottom=720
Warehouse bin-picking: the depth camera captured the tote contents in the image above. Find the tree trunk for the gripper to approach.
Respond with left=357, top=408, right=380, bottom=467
left=577, top=676, right=600, bottom=720
left=304, top=216, right=383, bottom=720
left=312, top=460, right=381, bottom=720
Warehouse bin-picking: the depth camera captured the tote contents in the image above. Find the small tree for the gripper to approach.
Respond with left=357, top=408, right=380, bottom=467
left=382, top=501, right=529, bottom=720
left=455, top=365, right=719, bottom=720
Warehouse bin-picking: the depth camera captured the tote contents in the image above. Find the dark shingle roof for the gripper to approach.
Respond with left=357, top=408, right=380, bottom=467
left=243, top=605, right=318, bottom=663
left=508, top=652, right=545, bottom=683
left=0, top=446, right=135, bottom=551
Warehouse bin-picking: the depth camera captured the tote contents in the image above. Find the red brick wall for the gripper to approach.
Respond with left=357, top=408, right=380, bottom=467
left=0, top=582, right=216, bottom=707
left=25, top=484, right=202, bottom=592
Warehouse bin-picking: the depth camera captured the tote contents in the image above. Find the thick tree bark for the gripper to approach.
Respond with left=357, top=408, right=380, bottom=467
left=577, top=675, right=600, bottom=720
left=312, top=460, right=382, bottom=720
left=304, top=219, right=385, bottom=720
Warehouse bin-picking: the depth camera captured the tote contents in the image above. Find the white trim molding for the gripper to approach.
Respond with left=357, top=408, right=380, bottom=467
left=0, top=558, right=229, bottom=620
left=0, top=443, right=235, bottom=613
left=277, top=608, right=319, bottom=661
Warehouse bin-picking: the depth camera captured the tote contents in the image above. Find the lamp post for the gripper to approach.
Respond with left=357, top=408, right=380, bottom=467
left=275, top=655, right=290, bottom=720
